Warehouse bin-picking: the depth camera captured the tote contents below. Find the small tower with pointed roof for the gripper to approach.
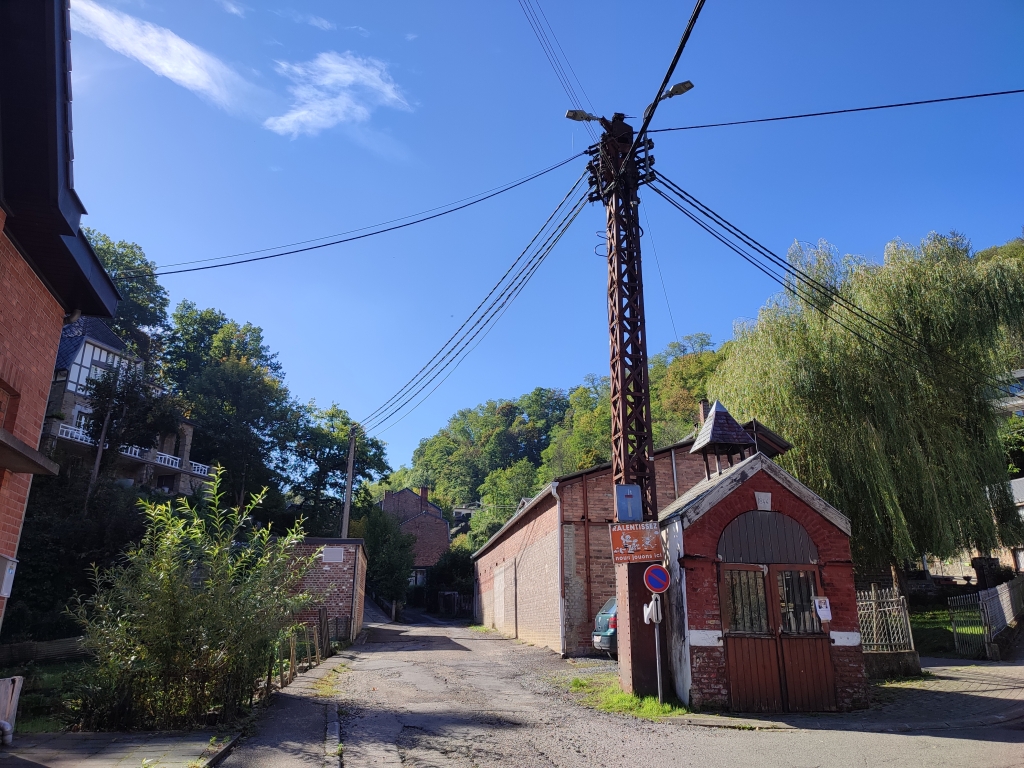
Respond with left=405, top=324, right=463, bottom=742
left=690, top=400, right=756, bottom=480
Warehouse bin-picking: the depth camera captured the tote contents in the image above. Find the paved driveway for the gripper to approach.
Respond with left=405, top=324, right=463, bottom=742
left=333, top=615, right=1024, bottom=768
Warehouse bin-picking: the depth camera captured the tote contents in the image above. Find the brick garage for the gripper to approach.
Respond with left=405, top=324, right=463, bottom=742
left=292, top=538, right=367, bottom=642
left=472, top=418, right=791, bottom=657
left=660, top=450, right=868, bottom=712
left=0, top=1, right=120, bottom=630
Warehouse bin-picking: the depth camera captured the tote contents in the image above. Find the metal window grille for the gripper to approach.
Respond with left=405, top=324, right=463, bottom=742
left=856, top=587, right=915, bottom=653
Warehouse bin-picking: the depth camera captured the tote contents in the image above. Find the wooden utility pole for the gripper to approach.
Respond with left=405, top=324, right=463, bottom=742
left=589, top=113, right=661, bottom=696
left=339, top=423, right=358, bottom=538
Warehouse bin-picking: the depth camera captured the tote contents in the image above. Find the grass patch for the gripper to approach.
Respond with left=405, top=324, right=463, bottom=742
left=0, top=659, right=89, bottom=733
left=312, top=665, right=347, bottom=698
left=468, top=625, right=490, bottom=633
left=565, top=673, right=686, bottom=719
left=909, top=608, right=959, bottom=655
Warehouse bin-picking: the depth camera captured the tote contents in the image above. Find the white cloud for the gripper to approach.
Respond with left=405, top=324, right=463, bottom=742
left=217, top=0, right=246, bottom=17
left=307, top=15, right=335, bottom=31
left=71, top=0, right=255, bottom=113
left=264, top=51, right=408, bottom=137
left=405, top=32, right=417, bottom=41
left=346, top=25, right=370, bottom=37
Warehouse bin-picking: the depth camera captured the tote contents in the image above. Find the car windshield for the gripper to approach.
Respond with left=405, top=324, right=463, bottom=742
left=599, top=597, right=617, bottom=615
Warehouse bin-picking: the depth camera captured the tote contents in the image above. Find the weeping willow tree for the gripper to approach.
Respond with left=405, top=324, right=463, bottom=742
left=710, top=233, right=1024, bottom=566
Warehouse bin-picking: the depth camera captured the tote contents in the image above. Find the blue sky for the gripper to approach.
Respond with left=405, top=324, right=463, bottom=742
left=70, top=0, right=1024, bottom=468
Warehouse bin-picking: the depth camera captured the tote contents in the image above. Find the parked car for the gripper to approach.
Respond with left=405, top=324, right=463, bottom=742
left=592, top=596, right=617, bottom=656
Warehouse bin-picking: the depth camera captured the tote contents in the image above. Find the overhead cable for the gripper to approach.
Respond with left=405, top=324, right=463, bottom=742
left=361, top=175, right=590, bottom=433
left=114, top=152, right=585, bottom=279
left=650, top=88, right=1024, bottom=134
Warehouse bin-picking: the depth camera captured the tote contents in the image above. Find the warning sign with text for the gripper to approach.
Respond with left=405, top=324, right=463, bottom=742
left=609, top=521, right=664, bottom=564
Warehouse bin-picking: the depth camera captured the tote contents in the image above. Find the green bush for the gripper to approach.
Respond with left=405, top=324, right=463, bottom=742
left=67, top=469, right=316, bottom=730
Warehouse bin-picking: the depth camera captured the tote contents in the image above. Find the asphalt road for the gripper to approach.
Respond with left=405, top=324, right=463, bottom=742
left=335, top=611, right=1024, bottom=768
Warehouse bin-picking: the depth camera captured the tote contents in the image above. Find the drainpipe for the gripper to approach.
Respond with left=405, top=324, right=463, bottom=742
left=552, top=481, right=565, bottom=657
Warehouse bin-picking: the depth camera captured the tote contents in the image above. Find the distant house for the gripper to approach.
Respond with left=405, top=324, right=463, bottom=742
left=42, top=317, right=211, bottom=495
left=380, top=487, right=450, bottom=585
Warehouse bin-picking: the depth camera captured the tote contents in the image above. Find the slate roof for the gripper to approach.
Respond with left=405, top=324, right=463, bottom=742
left=658, top=451, right=851, bottom=536
left=54, top=317, right=128, bottom=371
left=690, top=400, right=755, bottom=454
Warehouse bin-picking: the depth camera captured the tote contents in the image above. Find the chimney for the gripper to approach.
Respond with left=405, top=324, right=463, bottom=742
left=419, top=486, right=429, bottom=511
left=698, top=399, right=711, bottom=425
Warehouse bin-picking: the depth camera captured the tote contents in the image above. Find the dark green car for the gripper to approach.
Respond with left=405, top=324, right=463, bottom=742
left=592, top=596, right=617, bottom=656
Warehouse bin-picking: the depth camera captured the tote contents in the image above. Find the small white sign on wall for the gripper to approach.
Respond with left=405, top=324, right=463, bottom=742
left=322, top=547, right=345, bottom=563
left=755, top=492, right=772, bottom=511
left=813, top=596, right=832, bottom=622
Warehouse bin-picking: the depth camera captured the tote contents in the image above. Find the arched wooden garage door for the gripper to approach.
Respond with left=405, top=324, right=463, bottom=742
left=717, top=510, right=836, bottom=712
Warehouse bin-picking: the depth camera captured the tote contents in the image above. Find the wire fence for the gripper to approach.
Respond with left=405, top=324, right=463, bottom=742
left=979, top=575, right=1024, bottom=640
left=856, top=587, right=915, bottom=653
left=948, top=593, right=986, bottom=658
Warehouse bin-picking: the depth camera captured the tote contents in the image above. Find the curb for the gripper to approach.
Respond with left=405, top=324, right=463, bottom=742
left=201, top=731, right=243, bottom=767
left=665, top=704, right=1024, bottom=733
left=326, top=703, right=341, bottom=766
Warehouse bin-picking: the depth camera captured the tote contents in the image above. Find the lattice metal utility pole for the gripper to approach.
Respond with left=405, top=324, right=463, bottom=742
left=588, top=114, right=661, bottom=696
left=590, top=114, right=658, bottom=519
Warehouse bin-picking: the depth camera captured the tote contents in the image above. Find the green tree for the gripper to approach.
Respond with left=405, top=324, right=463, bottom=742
left=82, top=362, right=179, bottom=510
left=84, top=228, right=169, bottom=361
left=166, top=302, right=296, bottom=520
left=68, top=471, right=315, bottom=730
left=709, top=234, right=1024, bottom=565
left=539, top=376, right=611, bottom=481
left=286, top=403, right=390, bottom=536
left=362, top=507, right=415, bottom=603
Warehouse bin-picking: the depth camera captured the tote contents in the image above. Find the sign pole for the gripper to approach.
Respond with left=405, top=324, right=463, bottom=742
left=653, top=593, right=663, bottom=705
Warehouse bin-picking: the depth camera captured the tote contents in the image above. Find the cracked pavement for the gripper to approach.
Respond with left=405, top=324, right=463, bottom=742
left=330, top=606, right=1024, bottom=768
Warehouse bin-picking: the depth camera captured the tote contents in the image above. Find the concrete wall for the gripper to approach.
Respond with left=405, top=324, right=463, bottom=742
left=0, top=213, right=64, bottom=628
left=474, top=492, right=562, bottom=653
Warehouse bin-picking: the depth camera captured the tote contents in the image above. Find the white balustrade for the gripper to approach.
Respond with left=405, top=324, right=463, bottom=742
left=189, top=461, right=211, bottom=476
left=154, top=452, right=181, bottom=469
left=58, top=423, right=95, bottom=445
left=120, top=445, right=142, bottom=459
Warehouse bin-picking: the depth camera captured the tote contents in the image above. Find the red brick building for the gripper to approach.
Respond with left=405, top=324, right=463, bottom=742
left=292, top=538, right=367, bottom=642
left=0, top=1, right=119, bottom=629
left=380, top=488, right=450, bottom=584
left=472, top=412, right=792, bottom=658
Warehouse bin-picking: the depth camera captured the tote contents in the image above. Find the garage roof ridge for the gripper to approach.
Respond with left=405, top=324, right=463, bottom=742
left=658, top=452, right=851, bottom=536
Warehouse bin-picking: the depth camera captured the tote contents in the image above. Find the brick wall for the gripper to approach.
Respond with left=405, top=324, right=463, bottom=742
left=0, top=217, right=65, bottom=627
left=381, top=488, right=449, bottom=568
left=474, top=492, right=561, bottom=652
left=681, top=471, right=868, bottom=711
left=291, top=538, right=366, bottom=640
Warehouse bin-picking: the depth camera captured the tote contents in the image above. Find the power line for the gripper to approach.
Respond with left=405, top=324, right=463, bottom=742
left=361, top=177, right=590, bottom=433
left=640, top=204, right=680, bottom=343
left=650, top=88, right=1024, bottom=134
left=360, top=172, right=587, bottom=429
left=366, top=193, right=588, bottom=435
left=115, top=152, right=585, bottom=278
left=516, top=0, right=598, bottom=142
left=623, top=0, right=706, bottom=170
left=650, top=174, right=1019, bottom=399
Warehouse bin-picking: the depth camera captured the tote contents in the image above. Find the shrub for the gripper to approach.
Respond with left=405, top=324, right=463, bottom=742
left=67, top=469, right=315, bottom=730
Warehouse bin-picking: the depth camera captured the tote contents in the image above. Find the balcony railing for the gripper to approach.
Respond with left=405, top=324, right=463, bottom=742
left=120, top=445, right=142, bottom=459
left=58, top=423, right=95, bottom=445
left=189, top=461, right=211, bottom=476
left=154, top=452, right=181, bottom=469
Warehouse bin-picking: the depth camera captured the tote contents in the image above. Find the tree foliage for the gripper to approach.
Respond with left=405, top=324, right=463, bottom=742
left=68, top=471, right=314, bottom=730
left=362, top=507, right=415, bottom=603
left=286, top=402, right=389, bottom=536
left=709, top=235, right=1024, bottom=565
left=84, top=228, right=168, bottom=361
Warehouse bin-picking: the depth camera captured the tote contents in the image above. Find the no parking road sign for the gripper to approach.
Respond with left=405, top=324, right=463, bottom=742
left=644, top=564, right=670, bottom=594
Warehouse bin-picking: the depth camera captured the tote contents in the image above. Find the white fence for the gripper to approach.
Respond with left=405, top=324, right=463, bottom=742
left=948, top=575, right=1024, bottom=658
left=856, top=587, right=915, bottom=653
